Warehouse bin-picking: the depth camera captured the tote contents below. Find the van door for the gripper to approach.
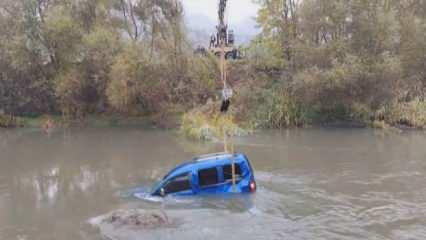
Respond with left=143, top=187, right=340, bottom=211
left=197, top=167, right=221, bottom=193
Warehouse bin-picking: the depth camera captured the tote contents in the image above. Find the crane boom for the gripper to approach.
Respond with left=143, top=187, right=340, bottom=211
left=218, top=0, right=228, bottom=46
left=218, top=0, right=227, bottom=26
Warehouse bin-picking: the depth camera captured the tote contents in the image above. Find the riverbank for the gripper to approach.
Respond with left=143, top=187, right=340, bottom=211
left=2, top=110, right=424, bottom=134
left=0, top=114, right=163, bottom=130
left=2, top=100, right=424, bottom=141
left=0, top=114, right=24, bottom=128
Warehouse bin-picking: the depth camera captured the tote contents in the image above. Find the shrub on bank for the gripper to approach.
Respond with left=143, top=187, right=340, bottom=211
left=377, top=99, right=426, bottom=129
left=247, top=88, right=310, bottom=128
left=180, top=108, right=249, bottom=141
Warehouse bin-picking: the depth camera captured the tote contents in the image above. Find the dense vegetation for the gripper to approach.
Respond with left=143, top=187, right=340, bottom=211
left=0, top=0, right=425, bottom=130
left=238, top=0, right=425, bottom=129
left=0, top=0, right=218, bottom=125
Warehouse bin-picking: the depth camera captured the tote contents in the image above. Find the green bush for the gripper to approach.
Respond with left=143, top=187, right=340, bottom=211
left=106, top=44, right=154, bottom=113
left=180, top=108, right=249, bottom=141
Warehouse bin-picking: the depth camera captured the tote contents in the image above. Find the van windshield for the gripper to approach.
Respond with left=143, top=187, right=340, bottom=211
left=163, top=173, right=191, bottom=194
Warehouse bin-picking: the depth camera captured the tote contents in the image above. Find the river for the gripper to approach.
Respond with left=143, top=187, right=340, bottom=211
left=0, top=127, right=425, bottom=240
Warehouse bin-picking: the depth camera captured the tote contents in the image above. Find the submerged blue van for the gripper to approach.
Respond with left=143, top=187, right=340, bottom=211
left=150, top=152, right=256, bottom=197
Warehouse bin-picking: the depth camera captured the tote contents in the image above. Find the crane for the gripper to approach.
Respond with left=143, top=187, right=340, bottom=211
left=215, top=0, right=232, bottom=113
left=209, top=0, right=238, bottom=59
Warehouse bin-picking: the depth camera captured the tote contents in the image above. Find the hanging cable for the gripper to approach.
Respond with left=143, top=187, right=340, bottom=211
left=217, top=0, right=235, bottom=190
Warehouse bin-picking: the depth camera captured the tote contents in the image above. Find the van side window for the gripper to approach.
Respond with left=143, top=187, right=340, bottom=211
left=198, top=168, right=219, bottom=187
left=223, top=164, right=242, bottom=181
left=164, top=173, right=191, bottom=194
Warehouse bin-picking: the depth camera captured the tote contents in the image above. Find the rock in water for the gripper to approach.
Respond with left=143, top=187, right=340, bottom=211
left=89, top=208, right=292, bottom=240
left=89, top=209, right=172, bottom=240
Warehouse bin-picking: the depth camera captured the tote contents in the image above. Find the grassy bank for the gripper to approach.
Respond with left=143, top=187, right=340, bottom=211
left=1, top=114, right=170, bottom=129
left=178, top=93, right=425, bottom=140
left=244, top=96, right=426, bottom=130
left=377, top=99, right=426, bottom=129
left=3, top=96, right=424, bottom=133
left=180, top=111, right=250, bottom=141
left=0, top=114, right=23, bottom=128
left=180, top=102, right=251, bottom=141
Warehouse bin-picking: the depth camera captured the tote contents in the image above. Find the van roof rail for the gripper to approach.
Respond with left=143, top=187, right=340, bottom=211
left=192, top=152, right=232, bottom=161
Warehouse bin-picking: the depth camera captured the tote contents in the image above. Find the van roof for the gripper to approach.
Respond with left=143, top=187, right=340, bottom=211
left=163, top=152, right=247, bottom=180
left=193, top=152, right=232, bottom=161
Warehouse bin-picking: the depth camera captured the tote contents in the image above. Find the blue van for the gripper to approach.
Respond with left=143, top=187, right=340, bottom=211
left=150, top=152, right=256, bottom=197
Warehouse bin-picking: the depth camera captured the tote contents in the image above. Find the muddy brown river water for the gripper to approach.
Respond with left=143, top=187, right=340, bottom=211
left=0, top=127, right=425, bottom=240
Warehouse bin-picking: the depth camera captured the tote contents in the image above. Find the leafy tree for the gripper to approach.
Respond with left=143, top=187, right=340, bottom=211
left=107, top=44, right=156, bottom=113
left=81, top=26, right=121, bottom=112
